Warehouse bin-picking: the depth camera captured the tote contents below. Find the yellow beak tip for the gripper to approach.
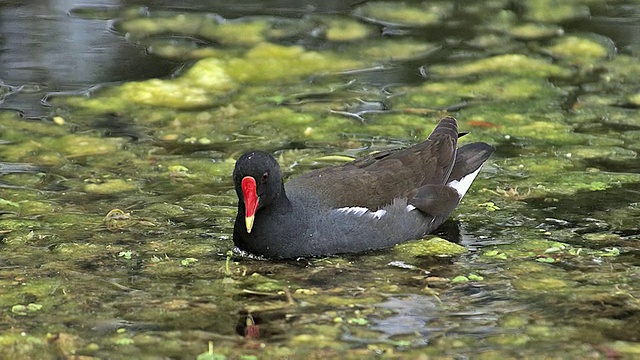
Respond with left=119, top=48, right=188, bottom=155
left=245, top=215, right=255, bottom=233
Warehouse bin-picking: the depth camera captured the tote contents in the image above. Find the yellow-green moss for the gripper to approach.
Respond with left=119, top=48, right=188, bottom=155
left=322, top=17, right=373, bottom=41
left=627, top=92, right=640, bottom=106
left=354, top=2, right=448, bottom=26
left=422, top=76, right=564, bottom=101
left=226, top=43, right=361, bottom=83
left=355, top=38, right=437, bottom=61
left=117, top=13, right=268, bottom=46
left=200, top=18, right=268, bottom=46
left=509, top=23, right=563, bottom=40
left=431, top=54, right=572, bottom=78
left=393, top=236, right=467, bottom=257
left=84, top=179, right=139, bottom=194
left=524, top=0, right=589, bottom=23
left=544, top=36, right=610, bottom=65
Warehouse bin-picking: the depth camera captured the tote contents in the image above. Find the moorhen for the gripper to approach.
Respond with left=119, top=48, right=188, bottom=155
left=232, top=116, right=494, bottom=259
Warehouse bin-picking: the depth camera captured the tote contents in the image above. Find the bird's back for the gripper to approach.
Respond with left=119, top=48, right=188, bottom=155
left=286, top=116, right=461, bottom=209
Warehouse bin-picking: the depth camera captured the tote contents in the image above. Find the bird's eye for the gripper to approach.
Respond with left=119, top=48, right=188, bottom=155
left=261, top=172, right=269, bottom=183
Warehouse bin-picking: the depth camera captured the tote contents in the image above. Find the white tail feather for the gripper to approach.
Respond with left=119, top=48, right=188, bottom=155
left=447, top=167, right=482, bottom=198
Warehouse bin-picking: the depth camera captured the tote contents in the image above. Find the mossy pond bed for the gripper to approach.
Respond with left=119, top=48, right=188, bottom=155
left=2, top=1, right=640, bottom=358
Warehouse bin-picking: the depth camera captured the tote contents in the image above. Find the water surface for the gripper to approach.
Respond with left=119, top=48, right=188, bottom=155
left=1, top=0, right=640, bottom=358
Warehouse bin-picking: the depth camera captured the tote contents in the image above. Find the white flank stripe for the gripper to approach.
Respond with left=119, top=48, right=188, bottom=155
left=336, top=206, right=368, bottom=216
left=405, top=204, right=416, bottom=212
left=335, top=206, right=386, bottom=219
left=447, top=167, right=482, bottom=198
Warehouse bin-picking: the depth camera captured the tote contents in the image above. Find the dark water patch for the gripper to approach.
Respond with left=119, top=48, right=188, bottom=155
left=526, top=182, right=640, bottom=219
left=0, top=1, right=179, bottom=118
left=582, top=157, right=640, bottom=174
left=0, top=162, right=45, bottom=175
left=369, top=294, right=439, bottom=339
left=573, top=119, right=640, bottom=134
left=131, top=0, right=366, bottom=18
left=518, top=282, right=640, bottom=343
left=84, top=113, right=152, bottom=141
left=563, top=2, right=640, bottom=52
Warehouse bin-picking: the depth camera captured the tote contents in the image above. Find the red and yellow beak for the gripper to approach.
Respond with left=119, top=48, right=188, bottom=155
left=241, top=176, right=259, bottom=233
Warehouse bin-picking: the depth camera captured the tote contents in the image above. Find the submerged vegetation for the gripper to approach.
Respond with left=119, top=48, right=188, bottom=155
left=1, top=0, right=640, bottom=358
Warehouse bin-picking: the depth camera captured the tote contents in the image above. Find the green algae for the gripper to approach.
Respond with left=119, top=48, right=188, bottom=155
left=61, top=42, right=366, bottom=113
left=226, top=43, right=361, bottom=83
left=581, top=233, right=622, bottom=245
left=431, top=54, right=572, bottom=78
left=608, top=341, right=640, bottom=355
left=0, top=198, right=20, bottom=208
left=4, top=1, right=640, bottom=359
left=0, top=334, right=55, bottom=360
left=354, top=1, right=449, bottom=26
left=84, top=178, right=139, bottom=195
left=353, top=38, right=437, bottom=62
left=627, top=92, right=640, bottom=107
left=523, top=0, right=590, bottom=23
left=67, top=58, right=236, bottom=111
left=494, top=164, right=640, bottom=198
left=14, top=200, right=57, bottom=217
left=393, top=236, right=467, bottom=257
left=116, top=13, right=269, bottom=47
left=201, top=18, right=269, bottom=46
left=242, top=273, right=288, bottom=293
left=0, top=112, right=68, bottom=142
left=543, top=35, right=612, bottom=65
left=11, top=303, right=42, bottom=316
left=508, top=23, right=564, bottom=40
left=419, top=76, right=565, bottom=102
left=606, top=54, right=640, bottom=83
left=564, top=145, right=637, bottom=161
left=143, top=202, right=186, bottom=218
left=321, top=16, right=373, bottom=42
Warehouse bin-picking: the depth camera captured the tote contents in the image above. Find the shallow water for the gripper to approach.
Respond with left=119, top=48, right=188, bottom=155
left=0, top=0, right=178, bottom=118
left=1, top=0, right=640, bottom=359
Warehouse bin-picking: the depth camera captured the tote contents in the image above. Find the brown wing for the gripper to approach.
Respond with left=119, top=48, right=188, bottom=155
left=285, top=117, right=459, bottom=209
